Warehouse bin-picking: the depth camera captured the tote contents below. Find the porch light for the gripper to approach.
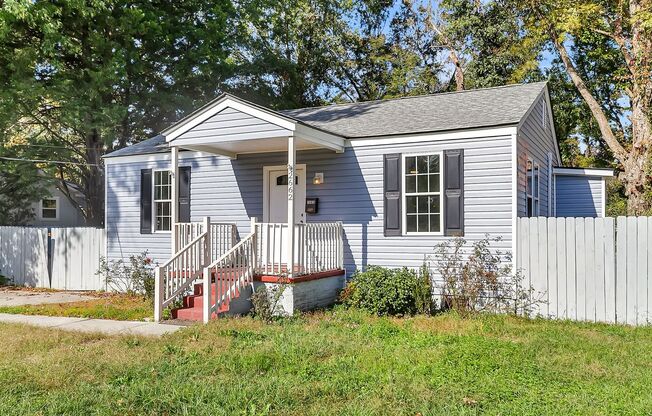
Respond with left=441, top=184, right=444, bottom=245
left=313, top=172, right=324, bottom=185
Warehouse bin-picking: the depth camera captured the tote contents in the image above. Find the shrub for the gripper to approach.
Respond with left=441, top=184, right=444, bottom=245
left=434, top=236, right=541, bottom=316
left=343, top=266, right=424, bottom=316
left=249, top=282, right=288, bottom=323
left=414, top=260, right=434, bottom=315
left=0, top=273, right=10, bottom=287
left=97, top=252, right=155, bottom=299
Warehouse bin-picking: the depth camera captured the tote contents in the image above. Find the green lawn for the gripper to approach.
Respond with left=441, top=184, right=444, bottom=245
left=1, top=308, right=651, bottom=415
left=0, top=293, right=153, bottom=321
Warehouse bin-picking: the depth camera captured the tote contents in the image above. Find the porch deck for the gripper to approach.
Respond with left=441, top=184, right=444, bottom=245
left=155, top=218, right=344, bottom=322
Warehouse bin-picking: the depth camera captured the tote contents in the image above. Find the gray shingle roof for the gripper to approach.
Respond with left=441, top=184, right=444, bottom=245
left=104, top=134, right=168, bottom=158
left=281, top=82, right=547, bottom=138
left=104, top=82, right=547, bottom=158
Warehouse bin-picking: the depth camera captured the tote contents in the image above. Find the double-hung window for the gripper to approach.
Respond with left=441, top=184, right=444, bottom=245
left=153, top=170, right=172, bottom=232
left=526, top=158, right=540, bottom=217
left=39, top=198, right=58, bottom=220
left=403, top=153, right=443, bottom=234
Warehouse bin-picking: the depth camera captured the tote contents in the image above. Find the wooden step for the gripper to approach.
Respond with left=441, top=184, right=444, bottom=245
left=171, top=282, right=239, bottom=322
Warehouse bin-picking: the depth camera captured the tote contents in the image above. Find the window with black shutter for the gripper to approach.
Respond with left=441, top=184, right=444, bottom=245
left=140, top=169, right=153, bottom=234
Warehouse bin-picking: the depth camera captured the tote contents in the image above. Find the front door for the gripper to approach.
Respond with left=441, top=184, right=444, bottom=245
left=264, top=165, right=306, bottom=224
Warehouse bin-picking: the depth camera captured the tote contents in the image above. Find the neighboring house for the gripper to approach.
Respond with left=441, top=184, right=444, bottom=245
left=28, top=184, right=86, bottom=227
left=103, top=82, right=613, bottom=322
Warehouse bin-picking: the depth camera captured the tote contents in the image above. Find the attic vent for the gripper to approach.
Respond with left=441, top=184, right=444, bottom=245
left=541, top=100, right=548, bottom=130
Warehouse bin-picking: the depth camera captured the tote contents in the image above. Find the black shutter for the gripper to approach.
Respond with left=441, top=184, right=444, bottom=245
left=444, top=149, right=464, bottom=236
left=140, top=169, right=152, bottom=234
left=178, top=166, right=191, bottom=223
left=384, top=153, right=402, bottom=236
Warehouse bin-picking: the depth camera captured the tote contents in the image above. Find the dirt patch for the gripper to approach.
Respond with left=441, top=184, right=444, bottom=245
left=0, top=289, right=95, bottom=306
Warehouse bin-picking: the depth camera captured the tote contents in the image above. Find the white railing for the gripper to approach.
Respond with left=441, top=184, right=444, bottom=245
left=175, top=221, right=237, bottom=262
left=254, top=221, right=343, bottom=276
left=203, top=226, right=257, bottom=323
left=155, top=225, right=210, bottom=321
left=297, top=222, right=344, bottom=275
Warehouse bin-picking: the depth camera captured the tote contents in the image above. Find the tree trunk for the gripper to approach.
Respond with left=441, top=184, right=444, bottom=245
left=625, top=95, right=651, bottom=215
left=84, top=128, right=105, bottom=226
left=542, top=8, right=651, bottom=215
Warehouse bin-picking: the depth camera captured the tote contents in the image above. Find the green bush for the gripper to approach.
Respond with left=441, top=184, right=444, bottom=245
left=342, top=266, right=425, bottom=316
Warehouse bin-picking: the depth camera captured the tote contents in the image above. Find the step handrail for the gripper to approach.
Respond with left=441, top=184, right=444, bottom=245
left=202, top=219, right=257, bottom=322
left=161, top=232, right=207, bottom=268
left=154, top=218, right=212, bottom=322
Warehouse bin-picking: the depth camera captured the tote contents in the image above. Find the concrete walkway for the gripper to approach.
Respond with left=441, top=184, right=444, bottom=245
left=0, top=313, right=185, bottom=337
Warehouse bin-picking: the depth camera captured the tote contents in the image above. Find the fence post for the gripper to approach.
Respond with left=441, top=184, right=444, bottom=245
left=154, top=266, right=164, bottom=322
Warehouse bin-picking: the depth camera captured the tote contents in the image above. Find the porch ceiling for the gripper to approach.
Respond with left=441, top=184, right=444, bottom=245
left=179, top=136, right=336, bottom=159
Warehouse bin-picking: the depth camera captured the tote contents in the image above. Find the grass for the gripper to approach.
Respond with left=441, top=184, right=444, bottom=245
left=0, top=293, right=153, bottom=321
left=1, top=308, right=651, bottom=415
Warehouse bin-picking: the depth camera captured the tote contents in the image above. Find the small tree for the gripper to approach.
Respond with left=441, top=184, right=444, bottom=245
left=97, top=252, right=155, bottom=299
left=434, top=236, right=542, bottom=316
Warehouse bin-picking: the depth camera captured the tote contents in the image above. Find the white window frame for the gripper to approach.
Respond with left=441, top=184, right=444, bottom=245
left=526, top=158, right=540, bottom=217
left=401, top=151, right=444, bottom=236
left=153, top=169, right=172, bottom=233
left=38, top=197, right=59, bottom=221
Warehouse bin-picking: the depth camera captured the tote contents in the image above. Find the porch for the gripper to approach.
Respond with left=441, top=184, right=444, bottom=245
left=153, top=94, right=348, bottom=322
left=155, top=218, right=344, bottom=321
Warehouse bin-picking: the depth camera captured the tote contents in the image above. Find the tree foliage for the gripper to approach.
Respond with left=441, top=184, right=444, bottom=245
left=511, top=0, right=652, bottom=214
left=0, top=0, right=649, bottom=219
left=0, top=0, right=238, bottom=225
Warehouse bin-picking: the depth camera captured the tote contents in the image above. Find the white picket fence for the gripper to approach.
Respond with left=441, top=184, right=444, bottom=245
left=0, top=226, right=106, bottom=290
left=517, top=217, right=651, bottom=325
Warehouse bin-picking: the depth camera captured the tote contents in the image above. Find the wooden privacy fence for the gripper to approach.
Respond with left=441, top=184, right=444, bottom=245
left=517, top=217, right=651, bottom=325
left=0, top=227, right=105, bottom=290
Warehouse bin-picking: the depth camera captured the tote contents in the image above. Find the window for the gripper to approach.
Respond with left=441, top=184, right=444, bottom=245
left=276, top=174, right=299, bottom=186
left=153, top=170, right=172, bottom=231
left=39, top=198, right=58, bottom=220
left=403, top=153, right=443, bottom=234
left=526, top=159, right=540, bottom=217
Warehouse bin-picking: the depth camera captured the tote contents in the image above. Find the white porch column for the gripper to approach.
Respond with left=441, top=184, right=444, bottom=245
left=170, top=146, right=179, bottom=253
left=287, top=136, right=296, bottom=278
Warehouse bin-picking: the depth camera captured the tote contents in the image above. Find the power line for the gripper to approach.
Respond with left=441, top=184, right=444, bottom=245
left=0, top=156, right=101, bottom=166
left=8, top=143, right=105, bottom=150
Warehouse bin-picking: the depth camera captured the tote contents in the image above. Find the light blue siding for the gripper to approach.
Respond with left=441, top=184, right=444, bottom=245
left=517, top=94, right=560, bottom=217
left=175, top=107, right=291, bottom=145
left=106, top=132, right=514, bottom=273
left=555, top=175, right=604, bottom=217
left=106, top=159, right=173, bottom=264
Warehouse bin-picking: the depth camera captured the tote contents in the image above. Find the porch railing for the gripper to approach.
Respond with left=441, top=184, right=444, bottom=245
left=203, top=227, right=257, bottom=323
left=254, top=221, right=344, bottom=276
left=155, top=217, right=237, bottom=321
left=175, top=221, right=237, bottom=261
left=156, top=218, right=343, bottom=322
left=154, top=222, right=210, bottom=321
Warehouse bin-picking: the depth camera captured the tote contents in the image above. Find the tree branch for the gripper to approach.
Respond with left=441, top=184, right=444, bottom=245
left=542, top=20, right=627, bottom=161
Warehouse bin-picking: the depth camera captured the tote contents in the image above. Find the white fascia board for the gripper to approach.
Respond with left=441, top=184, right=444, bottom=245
left=553, top=167, right=615, bottom=177
left=295, top=124, right=345, bottom=153
left=164, top=98, right=296, bottom=142
left=348, top=126, right=518, bottom=147
left=103, top=150, right=215, bottom=165
left=181, top=145, right=237, bottom=159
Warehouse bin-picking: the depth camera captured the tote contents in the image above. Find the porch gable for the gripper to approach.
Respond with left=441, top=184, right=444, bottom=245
left=163, top=94, right=345, bottom=157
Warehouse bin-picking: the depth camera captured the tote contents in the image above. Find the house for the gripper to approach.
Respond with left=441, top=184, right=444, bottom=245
left=28, top=183, right=87, bottom=228
left=103, top=82, right=613, bottom=322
